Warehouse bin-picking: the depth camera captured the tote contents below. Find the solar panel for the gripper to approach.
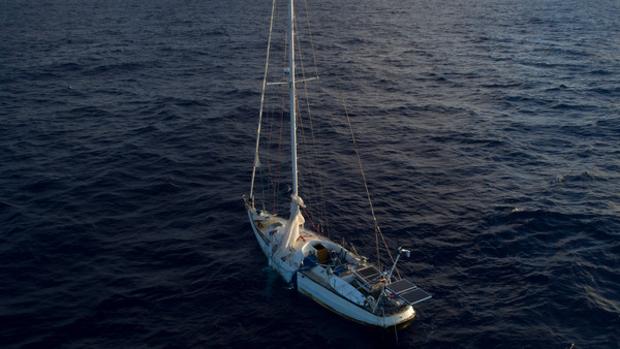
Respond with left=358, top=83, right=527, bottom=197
left=355, top=266, right=380, bottom=280
left=386, top=279, right=417, bottom=294
left=400, top=287, right=432, bottom=305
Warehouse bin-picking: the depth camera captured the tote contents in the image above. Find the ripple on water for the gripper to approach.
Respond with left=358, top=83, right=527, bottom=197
left=1, top=0, right=619, bottom=348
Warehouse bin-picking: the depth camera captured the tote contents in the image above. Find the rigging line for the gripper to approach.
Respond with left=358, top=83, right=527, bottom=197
left=274, top=2, right=292, bottom=213
left=378, top=221, right=401, bottom=278
left=267, top=105, right=278, bottom=212
left=295, top=69, right=315, bottom=229
left=299, top=0, right=340, bottom=149
left=274, top=2, right=291, bottom=214
left=341, top=98, right=398, bottom=273
left=293, top=31, right=320, bottom=234
left=263, top=106, right=274, bottom=209
left=259, top=124, right=267, bottom=210
left=295, top=16, right=328, bottom=235
left=264, top=1, right=283, bottom=212
left=296, top=88, right=318, bottom=232
left=266, top=101, right=275, bottom=166
left=267, top=91, right=282, bottom=211
left=274, top=91, right=286, bottom=213
left=295, top=5, right=339, bottom=236
left=294, top=23, right=312, bottom=206
left=309, top=87, right=382, bottom=243
left=297, top=99, right=320, bottom=229
left=307, top=82, right=349, bottom=148
left=302, top=0, right=319, bottom=76
left=296, top=104, right=319, bottom=234
left=250, top=0, right=278, bottom=204
left=341, top=99, right=380, bottom=267
left=266, top=100, right=273, bottom=210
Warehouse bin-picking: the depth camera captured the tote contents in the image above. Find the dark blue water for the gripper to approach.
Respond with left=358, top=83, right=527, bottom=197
left=1, top=0, right=619, bottom=347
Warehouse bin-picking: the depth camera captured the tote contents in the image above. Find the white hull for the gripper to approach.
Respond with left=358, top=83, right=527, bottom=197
left=247, top=209, right=416, bottom=328
left=247, top=210, right=297, bottom=282
left=297, top=272, right=415, bottom=328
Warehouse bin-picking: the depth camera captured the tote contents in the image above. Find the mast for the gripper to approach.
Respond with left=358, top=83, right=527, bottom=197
left=278, top=0, right=304, bottom=254
left=288, top=0, right=299, bottom=207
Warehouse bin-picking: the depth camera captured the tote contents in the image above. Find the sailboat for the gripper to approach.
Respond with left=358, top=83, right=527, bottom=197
left=243, top=0, right=431, bottom=328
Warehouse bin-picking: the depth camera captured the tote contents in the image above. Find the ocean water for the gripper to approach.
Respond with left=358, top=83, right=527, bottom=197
left=1, top=0, right=619, bottom=348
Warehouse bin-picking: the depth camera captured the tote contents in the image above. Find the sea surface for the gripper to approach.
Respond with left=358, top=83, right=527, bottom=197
left=1, top=0, right=619, bottom=348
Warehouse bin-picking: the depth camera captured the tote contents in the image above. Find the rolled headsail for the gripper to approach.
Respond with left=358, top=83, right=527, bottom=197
left=280, top=194, right=305, bottom=253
